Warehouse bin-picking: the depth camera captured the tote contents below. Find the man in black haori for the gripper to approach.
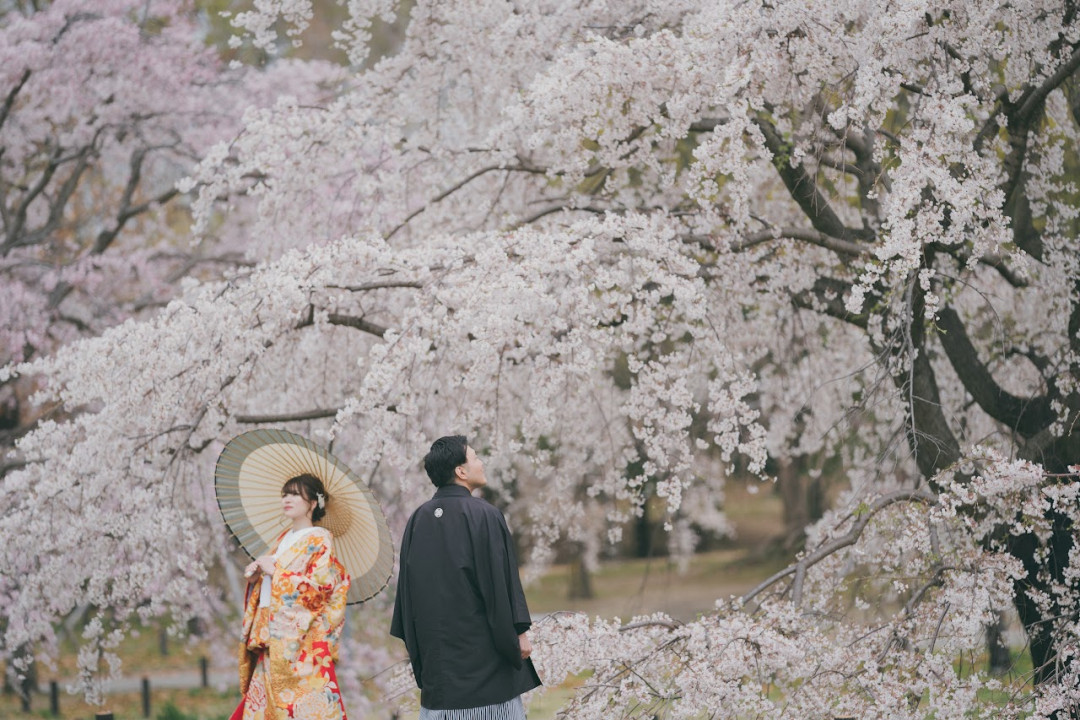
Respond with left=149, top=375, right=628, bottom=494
left=391, top=435, right=542, bottom=720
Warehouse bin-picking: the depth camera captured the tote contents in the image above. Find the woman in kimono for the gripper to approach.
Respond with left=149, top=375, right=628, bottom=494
left=230, top=473, right=351, bottom=720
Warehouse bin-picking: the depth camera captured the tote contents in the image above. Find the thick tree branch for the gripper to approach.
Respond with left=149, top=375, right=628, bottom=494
left=936, top=307, right=1054, bottom=437
left=979, top=254, right=1028, bottom=288
left=734, top=228, right=869, bottom=257
left=995, top=44, right=1080, bottom=263
left=34, top=148, right=93, bottom=243
left=4, top=125, right=109, bottom=255
left=236, top=404, right=399, bottom=424
left=0, top=459, right=30, bottom=477
left=844, top=125, right=887, bottom=219
left=790, top=276, right=868, bottom=330
left=753, top=115, right=873, bottom=244
left=48, top=157, right=180, bottom=311
left=3, top=146, right=63, bottom=253
left=817, top=154, right=866, bottom=181
left=902, top=277, right=962, bottom=480
left=928, top=241, right=1029, bottom=288
left=941, top=42, right=977, bottom=98
left=235, top=408, right=341, bottom=424
left=92, top=184, right=180, bottom=257
left=1015, top=45, right=1080, bottom=124
left=1000, top=130, right=1042, bottom=261
left=0, top=69, right=31, bottom=131
left=326, top=313, right=388, bottom=338
left=687, top=117, right=727, bottom=133
left=92, top=146, right=149, bottom=254
left=1070, top=277, right=1080, bottom=361
left=974, top=42, right=1080, bottom=153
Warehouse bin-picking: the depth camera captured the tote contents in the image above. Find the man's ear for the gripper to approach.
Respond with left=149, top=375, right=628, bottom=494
left=454, top=464, right=467, bottom=480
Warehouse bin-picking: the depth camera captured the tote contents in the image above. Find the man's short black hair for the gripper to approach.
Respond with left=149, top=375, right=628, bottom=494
left=424, top=435, right=469, bottom=487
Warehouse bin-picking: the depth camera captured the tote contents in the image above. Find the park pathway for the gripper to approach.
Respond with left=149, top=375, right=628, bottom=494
left=38, top=668, right=236, bottom=694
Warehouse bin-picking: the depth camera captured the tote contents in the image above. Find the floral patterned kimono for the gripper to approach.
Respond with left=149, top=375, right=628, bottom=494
left=230, top=527, right=351, bottom=720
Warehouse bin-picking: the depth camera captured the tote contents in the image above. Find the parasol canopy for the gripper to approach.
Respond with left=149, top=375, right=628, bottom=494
left=214, top=428, right=393, bottom=604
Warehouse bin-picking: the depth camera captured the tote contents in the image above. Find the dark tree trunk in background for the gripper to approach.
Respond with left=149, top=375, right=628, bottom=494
left=986, top=613, right=1013, bottom=675
left=4, top=646, right=37, bottom=712
left=567, top=555, right=594, bottom=600
left=634, top=498, right=654, bottom=559
left=776, top=458, right=824, bottom=551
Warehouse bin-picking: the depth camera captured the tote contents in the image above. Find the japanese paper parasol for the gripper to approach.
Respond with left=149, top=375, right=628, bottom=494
left=214, top=428, right=393, bottom=604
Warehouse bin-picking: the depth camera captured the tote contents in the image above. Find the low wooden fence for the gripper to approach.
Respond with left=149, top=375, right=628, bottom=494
left=15, top=656, right=215, bottom=719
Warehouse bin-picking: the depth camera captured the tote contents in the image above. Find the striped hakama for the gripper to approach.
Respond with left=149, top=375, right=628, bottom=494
left=418, top=695, right=526, bottom=720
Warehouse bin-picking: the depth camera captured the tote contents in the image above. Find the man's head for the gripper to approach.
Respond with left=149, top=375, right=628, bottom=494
left=424, top=435, right=487, bottom=490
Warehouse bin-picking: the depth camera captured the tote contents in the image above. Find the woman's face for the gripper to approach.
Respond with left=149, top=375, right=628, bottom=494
left=281, top=489, right=315, bottom=521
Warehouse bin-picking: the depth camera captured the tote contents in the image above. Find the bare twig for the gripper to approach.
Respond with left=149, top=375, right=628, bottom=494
left=386, top=161, right=547, bottom=239
left=620, top=619, right=683, bottom=632
left=326, top=281, right=423, bottom=291
left=514, top=203, right=607, bottom=227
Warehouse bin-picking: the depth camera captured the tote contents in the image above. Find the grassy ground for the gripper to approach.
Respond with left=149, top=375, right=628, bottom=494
left=528, top=480, right=788, bottom=622
left=527, top=546, right=789, bottom=622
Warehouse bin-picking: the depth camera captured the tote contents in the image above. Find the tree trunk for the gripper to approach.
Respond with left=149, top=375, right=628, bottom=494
left=567, top=556, right=594, bottom=600
left=776, top=458, right=824, bottom=551
left=903, top=278, right=1076, bottom=701
left=986, top=612, right=1012, bottom=675
left=1005, top=509, right=1076, bottom=687
left=4, top=646, right=36, bottom=712
left=634, top=496, right=654, bottom=559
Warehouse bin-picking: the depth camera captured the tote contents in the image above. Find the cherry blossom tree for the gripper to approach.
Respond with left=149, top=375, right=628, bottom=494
left=0, top=0, right=343, bottom=703
left=3, top=0, right=1080, bottom=717
left=0, top=0, right=344, bottom=448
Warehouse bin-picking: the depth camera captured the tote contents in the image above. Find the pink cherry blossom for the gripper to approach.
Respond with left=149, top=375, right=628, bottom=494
left=3, top=1, right=1079, bottom=717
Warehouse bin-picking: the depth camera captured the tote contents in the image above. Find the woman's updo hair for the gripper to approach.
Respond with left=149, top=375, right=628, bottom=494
left=281, top=473, right=330, bottom=523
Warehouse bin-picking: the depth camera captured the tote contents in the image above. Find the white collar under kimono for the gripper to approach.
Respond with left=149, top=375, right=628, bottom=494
left=258, top=526, right=319, bottom=608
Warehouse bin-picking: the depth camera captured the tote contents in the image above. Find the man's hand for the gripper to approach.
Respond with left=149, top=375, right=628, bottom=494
left=519, top=632, right=532, bottom=660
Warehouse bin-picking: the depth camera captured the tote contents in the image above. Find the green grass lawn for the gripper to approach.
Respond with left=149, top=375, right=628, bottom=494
left=527, top=547, right=789, bottom=622
left=527, top=479, right=789, bottom=622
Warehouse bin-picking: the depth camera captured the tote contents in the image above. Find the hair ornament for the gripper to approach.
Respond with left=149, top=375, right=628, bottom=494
left=317, top=492, right=326, bottom=509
